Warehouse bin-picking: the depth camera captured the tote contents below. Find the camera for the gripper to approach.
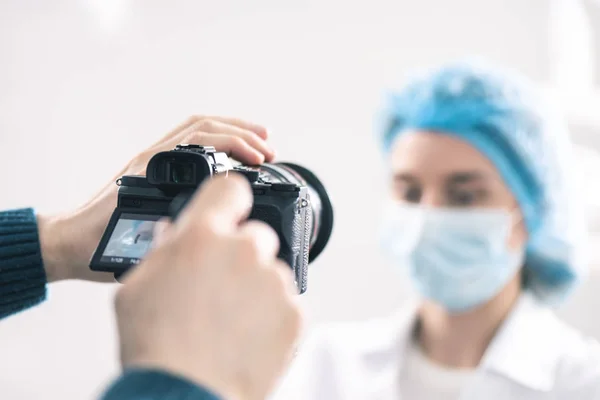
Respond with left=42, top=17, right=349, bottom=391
left=89, top=144, right=334, bottom=293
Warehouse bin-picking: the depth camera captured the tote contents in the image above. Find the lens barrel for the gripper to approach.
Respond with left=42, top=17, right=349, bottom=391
left=258, top=163, right=334, bottom=263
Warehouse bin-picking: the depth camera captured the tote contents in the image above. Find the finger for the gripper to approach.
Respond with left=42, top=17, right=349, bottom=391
left=203, top=116, right=268, bottom=140
left=237, top=220, right=281, bottom=265
left=126, top=133, right=267, bottom=190
left=193, top=133, right=266, bottom=165
left=160, top=131, right=265, bottom=165
left=184, top=119, right=274, bottom=162
left=177, top=174, right=253, bottom=233
left=158, top=116, right=268, bottom=145
left=147, top=127, right=271, bottom=166
left=128, top=117, right=274, bottom=177
left=125, top=134, right=258, bottom=178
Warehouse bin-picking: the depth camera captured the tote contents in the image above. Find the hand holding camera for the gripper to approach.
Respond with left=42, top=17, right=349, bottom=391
left=37, top=115, right=275, bottom=283
left=34, top=114, right=333, bottom=400
left=90, top=144, right=334, bottom=292
left=115, top=175, right=303, bottom=400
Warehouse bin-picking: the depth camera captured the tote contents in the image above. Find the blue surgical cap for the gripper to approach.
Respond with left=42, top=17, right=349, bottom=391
left=378, top=60, right=588, bottom=306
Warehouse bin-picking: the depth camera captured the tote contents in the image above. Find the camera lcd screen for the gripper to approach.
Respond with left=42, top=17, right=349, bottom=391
left=99, top=213, right=165, bottom=266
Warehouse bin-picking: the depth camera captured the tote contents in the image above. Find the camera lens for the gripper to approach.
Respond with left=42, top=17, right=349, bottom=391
left=169, top=162, right=194, bottom=184
left=258, top=163, right=334, bottom=264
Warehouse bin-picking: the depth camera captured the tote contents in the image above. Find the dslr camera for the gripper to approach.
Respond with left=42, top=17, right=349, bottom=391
left=90, top=144, right=334, bottom=293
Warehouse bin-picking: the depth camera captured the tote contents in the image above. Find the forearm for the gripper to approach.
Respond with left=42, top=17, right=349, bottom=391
left=0, top=210, right=223, bottom=400
left=101, top=369, right=222, bottom=400
left=0, top=208, right=47, bottom=319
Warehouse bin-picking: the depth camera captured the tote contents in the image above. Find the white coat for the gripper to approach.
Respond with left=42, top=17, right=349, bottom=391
left=270, top=293, right=600, bottom=400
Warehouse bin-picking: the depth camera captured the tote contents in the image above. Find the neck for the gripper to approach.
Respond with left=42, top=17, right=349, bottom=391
left=416, top=278, right=521, bottom=369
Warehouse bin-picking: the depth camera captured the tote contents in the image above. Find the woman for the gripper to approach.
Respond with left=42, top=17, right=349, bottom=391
left=271, top=61, right=600, bottom=399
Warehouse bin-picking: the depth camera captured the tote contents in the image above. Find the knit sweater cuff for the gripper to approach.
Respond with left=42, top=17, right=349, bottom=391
left=0, top=208, right=47, bottom=319
left=101, top=369, right=222, bottom=400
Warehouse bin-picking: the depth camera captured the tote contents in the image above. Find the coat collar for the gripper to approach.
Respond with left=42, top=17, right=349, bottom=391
left=359, top=293, right=563, bottom=395
left=479, top=293, right=562, bottom=391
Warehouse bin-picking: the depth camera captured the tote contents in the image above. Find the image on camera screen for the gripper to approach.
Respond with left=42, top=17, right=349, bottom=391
left=100, top=213, right=165, bottom=265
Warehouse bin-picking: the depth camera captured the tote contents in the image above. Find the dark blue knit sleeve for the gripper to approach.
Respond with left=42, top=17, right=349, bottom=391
left=0, top=210, right=223, bottom=400
left=0, top=208, right=47, bottom=319
left=101, top=369, right=223, bottom=400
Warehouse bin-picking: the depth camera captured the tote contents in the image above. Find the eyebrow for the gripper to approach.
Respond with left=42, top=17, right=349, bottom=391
left=393, top=173, right=417, bottom=183
left=392, top=171, right=490, bottom=185
left=447, top=172, right=489, bottom=184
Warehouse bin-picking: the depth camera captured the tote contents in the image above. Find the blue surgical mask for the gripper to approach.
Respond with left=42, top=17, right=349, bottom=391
left=379, top=202, right=524, bottom=313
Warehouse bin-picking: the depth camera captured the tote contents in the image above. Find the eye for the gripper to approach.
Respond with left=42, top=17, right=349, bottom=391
left=395, top=184, right=421, bottom=203
left=447, top=190, right=479, bottom=207
left=392, top=175, right=422, bottom=203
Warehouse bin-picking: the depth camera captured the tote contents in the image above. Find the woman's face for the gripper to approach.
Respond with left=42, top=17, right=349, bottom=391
left=389, top=130, right=527, bottom=250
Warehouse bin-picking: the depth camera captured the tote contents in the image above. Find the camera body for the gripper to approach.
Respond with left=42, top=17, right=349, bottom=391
left=89, top=144, right=326, bottom=294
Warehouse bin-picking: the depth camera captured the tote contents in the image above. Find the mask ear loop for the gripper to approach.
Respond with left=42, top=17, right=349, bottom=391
left=507, top=204, right=530, bottom=288
left=507, top=203, right=526, bottom=231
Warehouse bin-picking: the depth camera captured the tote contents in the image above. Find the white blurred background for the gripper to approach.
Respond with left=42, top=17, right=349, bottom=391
left=1, top=0, right=600, bottom=398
